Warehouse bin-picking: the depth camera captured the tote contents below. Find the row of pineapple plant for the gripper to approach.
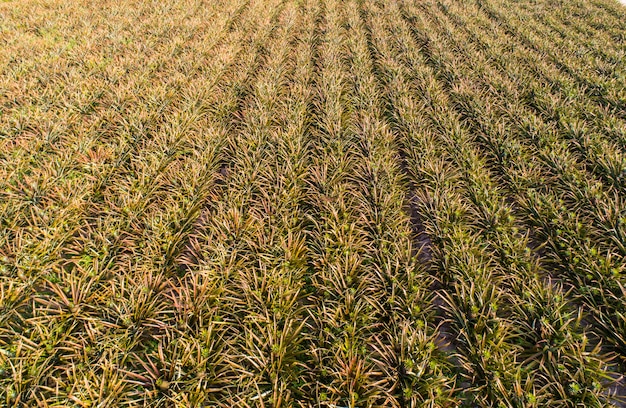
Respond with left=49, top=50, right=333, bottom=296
left=431, top=0, right=626, bottom=195
left=84, top=0, right=292, bottom=405
left=396, top=0, right=626, bottom=371
left=472, top=0, right=625, bottom=118
left=0, top=0, right=273, bottom=404
left=364, top=0, right=616, bottom=405
left=1, top=0, right=625, bottom=405
left=298, top=0, right=454, bottom=405
left=436, top=0, right=626, bottom=187
left=427, top=0, right=626, bottom=262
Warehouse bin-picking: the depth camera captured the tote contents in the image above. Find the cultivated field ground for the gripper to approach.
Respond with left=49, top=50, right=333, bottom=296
left=1, top=0, right=626, bottom=406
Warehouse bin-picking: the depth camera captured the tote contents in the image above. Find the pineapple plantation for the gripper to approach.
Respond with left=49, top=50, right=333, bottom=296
left=1, top=0, right=626, bottom=406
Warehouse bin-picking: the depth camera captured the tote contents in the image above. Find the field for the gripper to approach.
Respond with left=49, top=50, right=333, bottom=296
left=1, top=0, right=626, bottom=406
